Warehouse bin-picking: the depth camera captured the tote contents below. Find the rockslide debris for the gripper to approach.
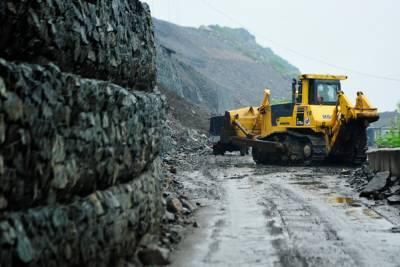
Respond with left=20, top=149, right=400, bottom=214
left=346, top=165, right=400, bottom=203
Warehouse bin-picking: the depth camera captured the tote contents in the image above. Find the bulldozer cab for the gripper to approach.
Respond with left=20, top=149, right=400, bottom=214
left=292, top=74, right=347, bottom=106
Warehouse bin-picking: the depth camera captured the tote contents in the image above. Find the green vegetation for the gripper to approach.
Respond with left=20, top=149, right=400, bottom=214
left=376, top=130, right=400, bottom=148
left=208, top=25, right=299, bottom=77
left=376, top=102, right=400, bottom=148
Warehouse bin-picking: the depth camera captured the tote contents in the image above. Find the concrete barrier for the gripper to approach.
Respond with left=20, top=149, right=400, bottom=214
left=367, top=148, right=400, bottom=177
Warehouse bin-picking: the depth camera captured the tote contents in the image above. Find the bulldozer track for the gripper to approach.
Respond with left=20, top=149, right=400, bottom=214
left=285, top=131, right=327, bottom=165
left=253, top=131, right=327, bottom=165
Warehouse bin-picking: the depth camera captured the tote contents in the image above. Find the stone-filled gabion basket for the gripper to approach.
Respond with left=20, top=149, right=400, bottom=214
left=0, top=159, right=162, bottom=267
left=0, top=0, right=156, bottom=91
left=0, top=59, right=164, bottom=210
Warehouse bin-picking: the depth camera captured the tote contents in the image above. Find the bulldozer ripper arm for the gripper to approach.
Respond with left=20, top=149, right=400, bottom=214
left=232, top=120, right=254, bottom=139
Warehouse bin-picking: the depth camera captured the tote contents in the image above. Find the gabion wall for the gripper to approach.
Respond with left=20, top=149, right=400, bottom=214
left=0, top=0, right=164, bottom=266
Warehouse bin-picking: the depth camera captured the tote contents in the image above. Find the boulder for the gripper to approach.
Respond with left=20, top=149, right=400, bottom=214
left=387, top=195, right=400, bottom=205
left=169, top=166, right=177, bottom=174
left=360, top=171, right=390, bottom=198
left=390, top=185, right=400, bottom=194
left=138, top=245, right=170, bottom=266
left=167, top=197, right=183, bottom=213
left=180, top=198, right=195, bottom=212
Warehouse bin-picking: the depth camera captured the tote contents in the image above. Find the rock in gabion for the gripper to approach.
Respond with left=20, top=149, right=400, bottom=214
left=0, top=159, right=163, bottom=267
left=0, top=0, right=156, bottom=91
left=0, top=59, right=165, bottom=210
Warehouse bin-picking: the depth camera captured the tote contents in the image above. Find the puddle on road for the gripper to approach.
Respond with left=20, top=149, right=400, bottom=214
left=327, top=196, right=368, bottom=211
left=327, top=196, right=362, bottom=207
left=346, top=208, right=382, bottom=219
left=289, top=176, right=383, bottom=221
left=363, top=208, right=382, bottom=219
left=328, top=196, right=354, bottom=204
left=328, top=197, right=382, bottom=219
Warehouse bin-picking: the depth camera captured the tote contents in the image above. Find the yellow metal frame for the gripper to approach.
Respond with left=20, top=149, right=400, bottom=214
left=299, top=74, right=347, bottom=80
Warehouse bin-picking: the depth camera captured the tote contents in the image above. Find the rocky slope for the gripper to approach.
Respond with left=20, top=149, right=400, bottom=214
left=159, top=85, right=210, bottom=132
left=154, top=19, right=299, bottom=114
left=371, top=111, right=399, bottom=128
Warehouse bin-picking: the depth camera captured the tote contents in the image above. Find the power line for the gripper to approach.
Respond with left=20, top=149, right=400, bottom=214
left=199, top=0, right=400, bottom=82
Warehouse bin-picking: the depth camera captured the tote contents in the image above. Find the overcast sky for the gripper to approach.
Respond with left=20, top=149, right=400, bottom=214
left=143, top=0, right=400, bottom=112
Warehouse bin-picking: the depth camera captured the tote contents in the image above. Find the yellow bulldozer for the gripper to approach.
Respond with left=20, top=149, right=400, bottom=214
left=211, top=74, right=379, bottom=165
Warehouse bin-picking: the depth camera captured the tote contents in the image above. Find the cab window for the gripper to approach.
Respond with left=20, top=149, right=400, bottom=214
left=309, top=79, right=340, bottom=104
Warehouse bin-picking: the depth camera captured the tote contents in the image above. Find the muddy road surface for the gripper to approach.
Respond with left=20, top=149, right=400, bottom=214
left=171, top=155, right=400, bottom=267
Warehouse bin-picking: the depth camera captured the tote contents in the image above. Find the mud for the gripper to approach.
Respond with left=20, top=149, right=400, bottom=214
left=171, top=155, right=400, bottom=267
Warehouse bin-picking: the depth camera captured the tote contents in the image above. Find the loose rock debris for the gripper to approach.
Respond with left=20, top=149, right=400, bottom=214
left=157, top=113, right=214, bottom=257
left=345, top=164, right=400, bottom=205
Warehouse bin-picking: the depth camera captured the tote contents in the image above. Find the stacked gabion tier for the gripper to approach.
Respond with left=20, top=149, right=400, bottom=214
left=0, top=0, right=156, bottom=91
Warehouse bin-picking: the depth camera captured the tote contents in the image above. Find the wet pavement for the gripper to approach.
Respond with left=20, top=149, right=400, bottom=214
left=171, top=155, right=400, bottom=267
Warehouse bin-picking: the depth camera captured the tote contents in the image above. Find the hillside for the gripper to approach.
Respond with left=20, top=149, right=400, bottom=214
left=371, top=111, right=399, bottom=128
left=154, top=19, right=299, bottom=114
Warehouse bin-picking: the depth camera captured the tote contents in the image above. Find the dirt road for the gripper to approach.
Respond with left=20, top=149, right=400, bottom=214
left=171, top=155, right=400, bottom=266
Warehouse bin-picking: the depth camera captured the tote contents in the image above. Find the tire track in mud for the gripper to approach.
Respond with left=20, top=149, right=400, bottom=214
left=262, top=183, right=362, bottom=267
left=203, top=219, right=225, bottom=261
